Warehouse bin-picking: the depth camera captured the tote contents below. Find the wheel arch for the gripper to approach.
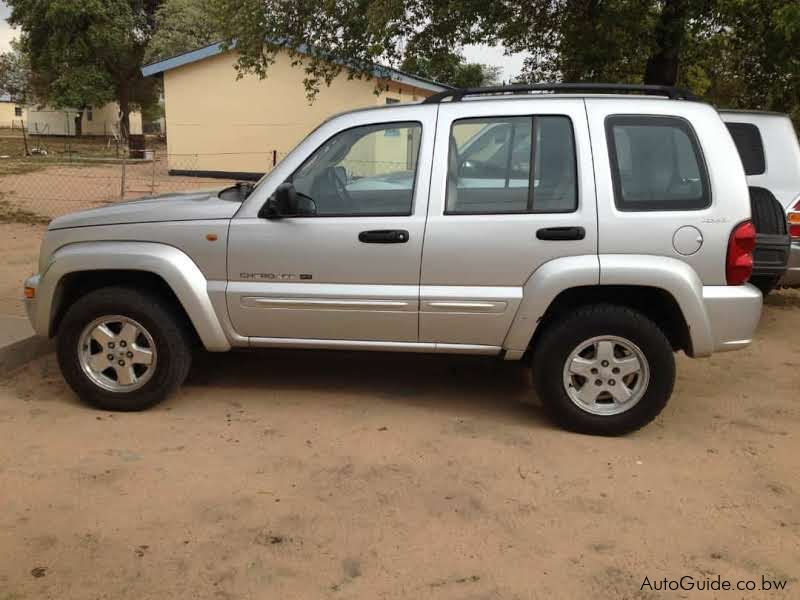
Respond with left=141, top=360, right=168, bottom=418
left=35, top=241, right=231, bottom=351
left=530, top=285, right=692, bottom=355
left=503, top=254, right=713, bottom=358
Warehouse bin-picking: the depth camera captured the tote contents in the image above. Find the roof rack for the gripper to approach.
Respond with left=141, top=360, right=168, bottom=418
left=422, top=83, right=699, bottom=104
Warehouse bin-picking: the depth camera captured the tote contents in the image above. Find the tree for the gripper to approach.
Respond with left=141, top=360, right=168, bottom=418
left=145, top=0, right=222, bottom=64
left=8, top=0, right=162, bottom=137
left=0, top=40, right=33, bottom=103
left=692, top=0, right=800, bottom=121
left=210, top=0, right=798, bottom=122
left=401, top=52, right=502, bottom=88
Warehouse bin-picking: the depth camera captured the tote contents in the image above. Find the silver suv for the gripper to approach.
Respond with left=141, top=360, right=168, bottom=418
left=23, top=84, right=763, bottom=435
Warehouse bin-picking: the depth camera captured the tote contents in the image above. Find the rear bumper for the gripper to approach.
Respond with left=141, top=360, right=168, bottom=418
left=701, top=284, right=762, bottom=354
left=779, top=241, right=800, bottom=287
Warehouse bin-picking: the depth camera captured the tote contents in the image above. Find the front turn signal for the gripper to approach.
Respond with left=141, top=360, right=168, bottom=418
left=24, top=286, right=35, bottom=299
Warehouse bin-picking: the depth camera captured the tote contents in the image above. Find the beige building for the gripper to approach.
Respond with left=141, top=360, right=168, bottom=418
left=0, top=94, right=27, bottom=129
left=26, top=103, right=143, bottom=137
left=142, top=43, right=450, bottom=177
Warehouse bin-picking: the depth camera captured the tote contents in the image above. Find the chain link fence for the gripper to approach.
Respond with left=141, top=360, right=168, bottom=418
left=0, top=130, right=287, bottom=317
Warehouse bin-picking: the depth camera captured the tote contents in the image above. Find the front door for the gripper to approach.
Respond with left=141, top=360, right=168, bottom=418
left=226, top=105, right=437, bottom=342
left=419, top=98, right=598, bottom=346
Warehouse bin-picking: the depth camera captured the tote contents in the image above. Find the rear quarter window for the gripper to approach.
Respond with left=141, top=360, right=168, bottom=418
left=725, top=122, right=766, bottom=176
left=606, top=115, right=711, bottom=211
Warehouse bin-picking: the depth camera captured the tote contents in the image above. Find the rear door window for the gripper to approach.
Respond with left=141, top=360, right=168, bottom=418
left=446, top=115, right=577, bottom=214
left=606, top=115, right=711, bottom=211
left=725, top=122, right=766, bottom=176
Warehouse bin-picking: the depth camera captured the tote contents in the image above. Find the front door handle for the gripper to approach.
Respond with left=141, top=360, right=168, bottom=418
left=536, top=226, right=586, bottom=241
left=359, top=229, right=409, bottom=244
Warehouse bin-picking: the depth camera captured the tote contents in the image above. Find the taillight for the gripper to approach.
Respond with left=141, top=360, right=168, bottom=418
left=790, top=196, right=800, bottom=239
left=726, top=220, right=756, bottom=285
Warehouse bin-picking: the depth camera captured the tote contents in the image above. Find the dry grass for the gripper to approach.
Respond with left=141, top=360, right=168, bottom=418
left=0, top=197, right=50, bottom=225
left=0, top=130, right=167, bottom=176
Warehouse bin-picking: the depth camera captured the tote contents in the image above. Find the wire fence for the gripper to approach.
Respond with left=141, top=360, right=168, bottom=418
left=0, top=139, right=287, bottom=318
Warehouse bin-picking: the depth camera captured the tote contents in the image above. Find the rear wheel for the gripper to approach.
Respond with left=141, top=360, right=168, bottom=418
left=532, top=304, right=675, bottom=435
left=57, top=287, right=193, bottom=411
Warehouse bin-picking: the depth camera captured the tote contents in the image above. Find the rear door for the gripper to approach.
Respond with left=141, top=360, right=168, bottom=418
left=419, top=97, right=598, bottom=347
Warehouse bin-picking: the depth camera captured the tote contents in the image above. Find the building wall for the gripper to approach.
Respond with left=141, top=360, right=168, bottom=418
left=162, top=49, right=436, bottom=175
left=26, top=109, right=74, bottom=135
left=82, top=103, right=143, bottom=136
left=0, top=101, right=27, bottom=129
left=26, top=103, right=142, bottom=137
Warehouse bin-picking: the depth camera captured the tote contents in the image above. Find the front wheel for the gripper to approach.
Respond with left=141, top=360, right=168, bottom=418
left=57, top=286, right=193, bottom=411
left=532, top=304, right=675, bottom=435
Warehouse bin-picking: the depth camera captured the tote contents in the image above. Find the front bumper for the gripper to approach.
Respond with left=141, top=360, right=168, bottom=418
left=23, top=274, right=44, bottom=335
left=701, top=284, right=763, bottom=354
left=779, top=241, right=800, bottom=287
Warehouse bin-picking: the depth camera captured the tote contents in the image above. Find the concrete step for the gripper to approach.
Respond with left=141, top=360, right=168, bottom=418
left=0, top=315, right=53, bottom=375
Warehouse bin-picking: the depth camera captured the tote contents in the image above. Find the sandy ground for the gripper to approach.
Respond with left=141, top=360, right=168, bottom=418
left=0, top=291, right=798, bottom=599
left=0, top=164, right=236, bottom=316
left=0, top=161, right=236, bottom=220
left=0, top=223, right=41, bottom=318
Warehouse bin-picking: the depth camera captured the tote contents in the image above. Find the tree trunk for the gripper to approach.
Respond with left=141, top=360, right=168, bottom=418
left=644, top=0, right=689, bottom=86
left=74, top=111, right=83, bottom=137
left=118, top=85, right=131, bottom=141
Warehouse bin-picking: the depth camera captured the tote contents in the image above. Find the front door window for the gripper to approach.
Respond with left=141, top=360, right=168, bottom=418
left=290, top=122, right=423, bottom=216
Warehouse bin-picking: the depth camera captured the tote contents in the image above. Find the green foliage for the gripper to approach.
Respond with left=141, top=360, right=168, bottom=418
left=145, top=0, right=222, bottom=63
left=401, top=52, right=502, bottom=87
left=7, top=0, right=162, bottom=135
left=688, top=0, right=800, bottom=122
left=0, top=40, right=33, bottom=103
left=210, top=0, right=797, bottom=122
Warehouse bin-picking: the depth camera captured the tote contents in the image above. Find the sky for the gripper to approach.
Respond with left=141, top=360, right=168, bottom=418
left=0, top=2, right=526, bottom=81
left=0, top=3, right=13, bottom=51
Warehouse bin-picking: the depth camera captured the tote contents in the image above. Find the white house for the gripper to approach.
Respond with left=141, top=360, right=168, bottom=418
left=26, top=103, right=143, bottom=137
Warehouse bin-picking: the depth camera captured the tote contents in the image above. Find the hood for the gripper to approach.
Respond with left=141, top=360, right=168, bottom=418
left=48, top=190, right=242, bottom=230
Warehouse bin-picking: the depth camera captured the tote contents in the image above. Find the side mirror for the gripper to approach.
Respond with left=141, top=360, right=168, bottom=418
left=259, top=182, right=317, bottom=219
left=260, top=182, right=296, bottom=219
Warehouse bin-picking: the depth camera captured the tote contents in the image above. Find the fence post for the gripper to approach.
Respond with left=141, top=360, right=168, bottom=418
left=151, top=151, right=157, bottom=195
left=120, top=153, right=127, bottom=201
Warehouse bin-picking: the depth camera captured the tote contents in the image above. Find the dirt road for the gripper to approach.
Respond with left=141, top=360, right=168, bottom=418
left=1, top=291, right=798, bottom=599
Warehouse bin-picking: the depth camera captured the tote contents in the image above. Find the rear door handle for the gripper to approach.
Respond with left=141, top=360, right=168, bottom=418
left=358, top=229, right=409, bottom=244
left=536, top=226, right=586, bottom=241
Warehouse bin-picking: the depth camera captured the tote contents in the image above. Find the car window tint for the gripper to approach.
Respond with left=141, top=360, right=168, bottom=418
left=533, top=116, right=578, bottom=213
left=446, top=115, right=577, bottom=214
left=606, top=116, right=710, bottom=211
left=725, top=122, right=766, bottom=176
left=291, top=122, right=422, bottom=216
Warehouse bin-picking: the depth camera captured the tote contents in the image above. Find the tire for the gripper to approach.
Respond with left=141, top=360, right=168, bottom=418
left=532, top=304, right=675, bottom=436
left=57, top=286, right=193, bottom=411
left=750, top=275, right=780, bottom=296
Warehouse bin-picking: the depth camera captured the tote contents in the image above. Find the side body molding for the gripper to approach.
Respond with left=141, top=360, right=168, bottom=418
left=599, top=255, right=714, bottom=356
left=503, top=255, right=600, bottom=354
left=33, top=241, right=231, bottom=351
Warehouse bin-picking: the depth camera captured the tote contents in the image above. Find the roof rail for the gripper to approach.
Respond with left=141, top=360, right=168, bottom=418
left=422, top=83, right=699, bottom=104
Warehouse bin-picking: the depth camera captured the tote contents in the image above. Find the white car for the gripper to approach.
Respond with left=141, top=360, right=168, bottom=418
left=720, top=110, right=800, bottom=288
